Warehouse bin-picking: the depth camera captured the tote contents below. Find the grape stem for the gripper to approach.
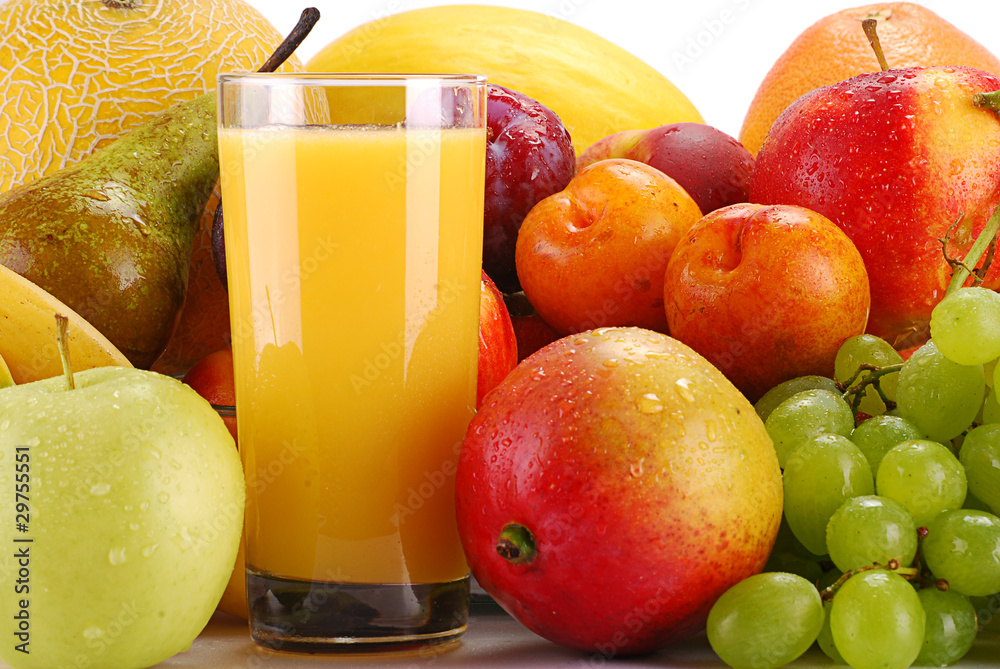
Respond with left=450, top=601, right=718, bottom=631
left=941, top=202, right=1000, bottom=296
left=819, top=559, right=918, bottom=602
left=838, top=362, right=903, bottom=417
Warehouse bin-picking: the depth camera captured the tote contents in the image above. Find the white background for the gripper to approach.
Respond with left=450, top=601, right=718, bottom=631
left=244, top=0, right=1000, bottom=141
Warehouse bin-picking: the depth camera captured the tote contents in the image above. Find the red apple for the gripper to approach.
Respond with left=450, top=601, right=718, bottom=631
left=182, top=347, right=236, bottom=441
left=577, top=122, right=754, bottom=215
left=484, top=83, right=576, bottom=293
left=502, top=291, right=562, bottom=362
left=456, top=327, right=783, bottom=655
left=750, top=66, right=1000, bottom=348
left=478, top=270, right=518, bottom=407
left=663, top=203, right=870, bottom=402
left=515, top=158, right=702, bottom=336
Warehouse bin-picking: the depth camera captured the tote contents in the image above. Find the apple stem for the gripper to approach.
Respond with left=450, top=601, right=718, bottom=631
left=974, top=91, right=1000, bottom=114
left=54, top=314, right=75, bottom=390
left=861, top=18, right=890, bottom=72
left=942, top=205, right=1000, bottom=296
left=496, top=523, right=537, bottom=566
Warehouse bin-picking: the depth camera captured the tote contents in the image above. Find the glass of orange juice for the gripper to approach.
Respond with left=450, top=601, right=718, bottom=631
left=216, top=73, right=486, bottom=653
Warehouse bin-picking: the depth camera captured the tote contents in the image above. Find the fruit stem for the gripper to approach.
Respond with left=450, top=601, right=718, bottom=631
left=211, top=7, right=321, bottom=294
left=862, top=18, right=890, bottom=72
left=839, top=362, right=903, bottom=417
left=496, top=523, right=537, bottom=566
left=974, top=91, right=1000, bottom=114
left=819, top=560, right=918, bottom=602
left=257, top=8, right=320, bottom=74
left=54, top=314, right=75, bottom=391
left=943, top=203, right=1000, bottom=296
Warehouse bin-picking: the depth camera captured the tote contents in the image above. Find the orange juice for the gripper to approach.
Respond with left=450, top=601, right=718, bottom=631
left=219, top=124, right=485, bottom=586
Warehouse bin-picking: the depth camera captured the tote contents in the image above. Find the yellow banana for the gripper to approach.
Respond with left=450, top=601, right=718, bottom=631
left=0, top=263, right=131, bottom=384
left=0, top=351, right=13, bottom=388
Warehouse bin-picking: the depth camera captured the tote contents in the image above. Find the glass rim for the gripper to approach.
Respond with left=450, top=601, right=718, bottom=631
left=218, top=72, right=488, bottom=86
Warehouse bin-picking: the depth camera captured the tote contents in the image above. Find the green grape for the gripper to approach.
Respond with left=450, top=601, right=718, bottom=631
left=916, top=588, right=978, bottom=666
left=835, top=334, right=904, bottom=416
left=755, top=375, right=841, bottom=422
left=764, top=518, right=824, bottom=582
left=970, top=593, right=1000, bottom=627
left=964, top=490, right=994, bottom=512
left=765, top=389, right=856, bottom=468
left=987, top=357, right=999, bottom=388
left=895, top=340, right=984, bottom=443
left=850, top=414, right=924, bottom=474
left=706, top=572, right=824, bottom=669
left=959, top=423, right=1000, bottom=513
left=924, top=510, right=1000, bottom=597
left=930, top=287, right=1000, bottom=366
left=830, top=570, right=925, bottom=669
left=783, top=434, right=874, bottom=555
left=875, top=440, right=967, bottom=528
left=816, top=599, right=845, bottom=663
left=875, top=439, right=967, bottom=525
left=982, top=386, right=1000, bottom=425
left=825, top=495, right=918, bottom=572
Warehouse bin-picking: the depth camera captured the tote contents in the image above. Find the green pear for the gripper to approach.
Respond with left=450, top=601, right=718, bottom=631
left=0, top=93, right=218, bottom=369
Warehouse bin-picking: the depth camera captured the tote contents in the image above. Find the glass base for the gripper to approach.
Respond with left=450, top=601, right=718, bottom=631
left=247, top=570, right=470, bottom=653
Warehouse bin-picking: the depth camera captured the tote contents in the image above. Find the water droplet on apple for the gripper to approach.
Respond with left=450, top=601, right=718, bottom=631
left=675, top=378, right=696, bottom=403
left=129, top=522, right=140, bottom=531
left=705, top=420, right=719, bottom=442
left=157, top=492, right=170, bottom=504
left=141, top=544, right=159, bottom=558
left=90, top=482, right=111, bottom=496
left=174, top=527, right=195, bottom=551
left=83, top=627, right=103, bottom=640
left=637, top=393, right=664, bottom=414
left=0, top=420, right=8, bottom=431
left=108, top=547, right=127, bottom=566
left=603, top=359, right=619, bottom=368
left=140, top=501, right=150, bottom=512
left=148, top=447, right=161, bottom=460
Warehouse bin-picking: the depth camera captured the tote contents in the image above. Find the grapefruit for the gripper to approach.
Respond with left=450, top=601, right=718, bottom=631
left=740, top=3, right=1000, bottom=156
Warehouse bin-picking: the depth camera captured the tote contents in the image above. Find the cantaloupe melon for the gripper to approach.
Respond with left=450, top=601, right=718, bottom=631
left=0, top=0, right=302, bottom=375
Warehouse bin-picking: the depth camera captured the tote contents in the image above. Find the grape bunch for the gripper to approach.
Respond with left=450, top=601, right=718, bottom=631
left=706, top=286, right=1000, bottom=669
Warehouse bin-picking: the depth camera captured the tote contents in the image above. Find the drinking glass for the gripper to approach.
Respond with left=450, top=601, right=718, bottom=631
left=217, top=72, right=487, bottom=653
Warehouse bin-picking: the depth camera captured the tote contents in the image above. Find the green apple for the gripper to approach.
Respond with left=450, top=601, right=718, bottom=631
left=0, top=366, right=244, bottom=669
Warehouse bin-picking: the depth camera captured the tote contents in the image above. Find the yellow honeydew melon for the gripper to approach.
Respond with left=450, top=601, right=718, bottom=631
left=307, top=5, right=703, bottom=153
